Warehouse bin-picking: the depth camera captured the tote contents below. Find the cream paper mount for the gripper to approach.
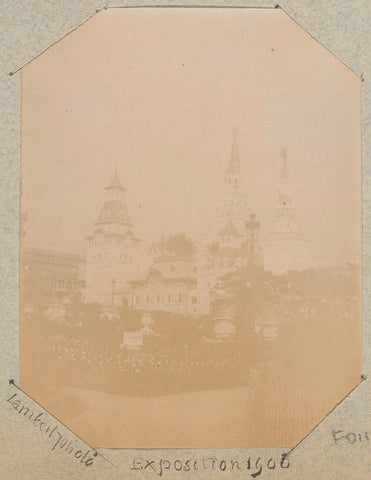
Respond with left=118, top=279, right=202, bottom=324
left=0, top=1, right=370, bottom=479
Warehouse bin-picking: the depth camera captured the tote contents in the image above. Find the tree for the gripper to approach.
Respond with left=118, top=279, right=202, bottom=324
left=155, top=233, right=197, bottom=259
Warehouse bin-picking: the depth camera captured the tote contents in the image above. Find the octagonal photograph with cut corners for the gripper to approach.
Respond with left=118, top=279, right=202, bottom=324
left=20, top=7, right=362, bottom=448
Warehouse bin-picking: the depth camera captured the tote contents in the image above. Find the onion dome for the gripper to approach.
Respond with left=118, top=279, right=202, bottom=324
left=96, top=199, right=131, bottom=225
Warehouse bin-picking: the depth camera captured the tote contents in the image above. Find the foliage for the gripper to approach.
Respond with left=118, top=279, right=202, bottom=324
left=155, top=232, right=197, bottom=259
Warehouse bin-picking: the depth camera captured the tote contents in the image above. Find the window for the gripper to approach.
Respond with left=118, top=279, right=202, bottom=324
left=156, top=294, right=160, bottom=304
left=135, top=296, right=139, bottom=305
left=167, top=294, right=171, bottom=303
left=146, top=295, right=150, bottom=303
left=191, top=296, right=197, bottom=304
left=178, top=293, right=182, bottom=303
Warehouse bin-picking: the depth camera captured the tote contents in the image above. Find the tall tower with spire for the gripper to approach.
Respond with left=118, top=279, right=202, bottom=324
left=84, top=170, right=143, bottom=306
left=218, top=134, right=250, bottom=234
left=97, top=170, right=132, bottom=233
left=264, top=150, right=308, bottom=274
left=197, top=134, right=262, bottom=314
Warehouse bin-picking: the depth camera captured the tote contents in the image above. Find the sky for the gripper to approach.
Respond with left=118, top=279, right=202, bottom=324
left=21, top=7, right=361, bottom=266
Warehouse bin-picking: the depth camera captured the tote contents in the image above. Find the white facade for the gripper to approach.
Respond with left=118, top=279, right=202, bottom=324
left=264, top=153, right=308, bottom=274
left=129, top=258, right=200, bottom=315
left=212, top=135, right=250, bottom=237
left=84, top=171, right=148, bottom=306
left=196, top=136, right=260, bottom=314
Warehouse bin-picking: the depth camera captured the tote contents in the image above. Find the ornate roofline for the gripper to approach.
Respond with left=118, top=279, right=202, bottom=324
left=129, top=268, right=197, bottom=286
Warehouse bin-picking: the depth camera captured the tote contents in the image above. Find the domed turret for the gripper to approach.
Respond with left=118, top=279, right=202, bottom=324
left=95, top=170, right=132, bottom=227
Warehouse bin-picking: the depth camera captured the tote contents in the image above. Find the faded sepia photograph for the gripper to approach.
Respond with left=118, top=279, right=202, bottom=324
left=20, top=7, right=362, bottom=448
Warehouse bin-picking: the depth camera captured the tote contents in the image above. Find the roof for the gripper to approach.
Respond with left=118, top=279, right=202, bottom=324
left=129, top=268, right=197, bottom=286
left=219, top=219, right=241, bottom=236
left=141, top=326, right=159, bottom=337
left=104, top=170, right=126, bottom=191
left=22, top=247, right=86, bottom=264
left=96, top=199, right=132, bottom=225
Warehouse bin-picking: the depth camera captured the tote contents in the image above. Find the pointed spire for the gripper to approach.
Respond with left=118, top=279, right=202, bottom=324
left=227, top=130, right=240, bottom=174
left=104, top=169, right=126, bottom=191
left=279, top=147, right=290, bottom=181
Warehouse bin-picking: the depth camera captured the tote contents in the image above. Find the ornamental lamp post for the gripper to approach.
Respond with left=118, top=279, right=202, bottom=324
left=245, top=213, right=260, bottom=268
left=244, top=214, right=261, bottom=349
left=111, top=277, right=116, bottom=306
